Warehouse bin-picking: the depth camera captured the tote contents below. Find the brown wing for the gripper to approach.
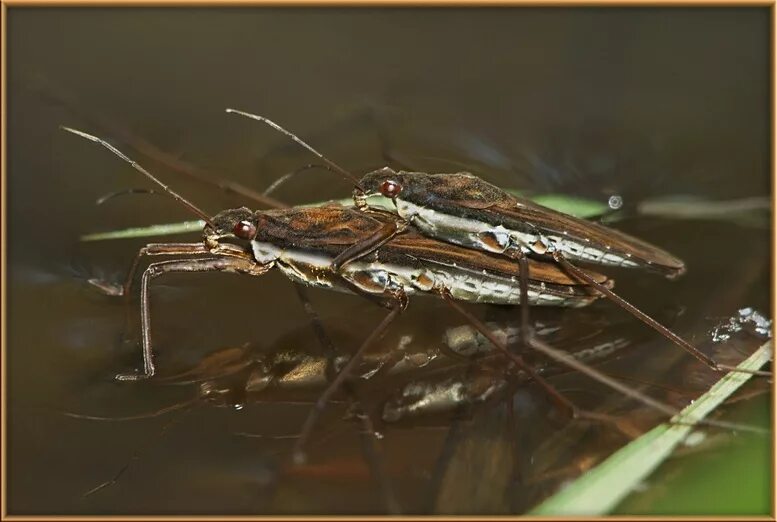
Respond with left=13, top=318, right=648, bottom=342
left=398, top=172, right=683, bottom=276
left=490, top=195, right=685, bottom=275
left=258, top=206, right=392, bottom=247
left=385, top=231, right=610, bottom=287
left=258, top=204, right=611, bottom=287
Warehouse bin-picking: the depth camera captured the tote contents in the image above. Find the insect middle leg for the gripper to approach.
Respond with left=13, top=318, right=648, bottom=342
left=504, top=246, right=535, bottom=350
left=282, top=283, right=400, bottom=511
left=291, top=303, right=403, bottom=464
left=290, top=271, right=409, bottom=462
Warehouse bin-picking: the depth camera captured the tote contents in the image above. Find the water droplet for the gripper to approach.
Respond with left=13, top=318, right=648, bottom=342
left=608, top=194, right=624, bottom=210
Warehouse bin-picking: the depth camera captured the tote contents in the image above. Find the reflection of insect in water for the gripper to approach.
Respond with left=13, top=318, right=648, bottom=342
left=225, top=109, right=768, bottom=379
left=71, top=311, right=769, bottom=508
left=62, top=124, right=762, bottom=468
left=72, top=317, right=637, bottom=503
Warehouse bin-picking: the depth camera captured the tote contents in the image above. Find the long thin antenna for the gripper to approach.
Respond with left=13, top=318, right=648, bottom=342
left=225, top=108, right=365, bottom=192
left=95, top=188, right=167, bottom=206
left=61, top=126, right=215, bottom=227
left=263, top=163, right=339, bottom=197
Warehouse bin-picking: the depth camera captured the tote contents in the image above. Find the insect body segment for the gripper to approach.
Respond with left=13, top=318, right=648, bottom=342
left=242, top=206, right=609, bottom=308
left=356, top=169, right=686, bottom=278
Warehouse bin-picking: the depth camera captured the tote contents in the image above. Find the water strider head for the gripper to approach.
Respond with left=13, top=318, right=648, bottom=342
left=206, top=207, right=260, bottom=242
left=355, top=167, right=505, bottom=208
left=208, top=204, right=408, bottom=270
left=354, top=167, right=408, bottom=207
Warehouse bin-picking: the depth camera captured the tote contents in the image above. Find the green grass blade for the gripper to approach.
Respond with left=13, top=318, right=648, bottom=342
left=526, top=193, right=609, bottom=219
left=529, top=340, right=772, bottom=516
left=81, top=220, right=205, bottom=241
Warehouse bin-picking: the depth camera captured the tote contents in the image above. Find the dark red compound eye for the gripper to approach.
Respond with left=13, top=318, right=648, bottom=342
left=379, top=179, right=402, bottom=198
left=233, top=220, right=257, bottom=240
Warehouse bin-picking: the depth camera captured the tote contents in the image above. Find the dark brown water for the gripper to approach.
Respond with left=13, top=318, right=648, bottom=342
left=6, top=7, right=771, bottom=515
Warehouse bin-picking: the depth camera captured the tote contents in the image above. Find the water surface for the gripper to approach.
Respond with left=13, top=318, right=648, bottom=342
left=6, top=7, right=771, bottom=515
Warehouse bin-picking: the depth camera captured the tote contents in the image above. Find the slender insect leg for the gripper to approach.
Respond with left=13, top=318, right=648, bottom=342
left=293, top=284, right=338, bottom=358
left=112, top=242, right=212, bottom=297
left=117, top=256, right=269, bottom=381
left=354, top=408, right=402, bottom=515
left=81, top=403, right=197, bottom=497
left=426, top=416, right=466, bottom=514
left=551, top=252, right=771, bottom=377
left=86, top=242, right=213, bottom=352
left=287, top=284, right=400, bottom=512
left=88, top=242, right=218, bottom=349
left=441, top=293, right=621, bottom=426
left=331, top=217, right=408, bottom=271
left=505, top=248, right=533, bottom=350
left=120, top=241, right=254, bottom=299
left=443, top=293, right=764, bottom=433
left=293, top=281, right=404, bottom=389
left=292, top=302, right=404, bottom=464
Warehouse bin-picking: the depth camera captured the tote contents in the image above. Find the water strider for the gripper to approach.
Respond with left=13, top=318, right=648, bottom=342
left=63, top=126, right=611, bottom=375
left=62, top=125, right=765, bottom=466
left=58, top=128, right=609, bottom=430
left=225, top=109, right=770, bottom=378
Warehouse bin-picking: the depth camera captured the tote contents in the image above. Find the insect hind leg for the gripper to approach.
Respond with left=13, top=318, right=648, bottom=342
left=550, top=252, right=771, bottom=378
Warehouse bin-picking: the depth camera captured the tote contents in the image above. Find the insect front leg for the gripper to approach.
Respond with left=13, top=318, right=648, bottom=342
left=122, top=242, right=250, bottom=296
left=114, top=243, right=213, bottom=298
left=85, top=242, right=215, bottom=352
left=116, top=256, right=270, bottom=381
left=86, top=242, right=212, bottom=299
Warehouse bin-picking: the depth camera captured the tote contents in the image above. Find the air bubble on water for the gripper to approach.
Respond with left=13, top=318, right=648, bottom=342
left=397, top=335, right=413, bottom=351
left=608, top=194, right=624, bottom=210
left=710, top=307, right=772, bottom=343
